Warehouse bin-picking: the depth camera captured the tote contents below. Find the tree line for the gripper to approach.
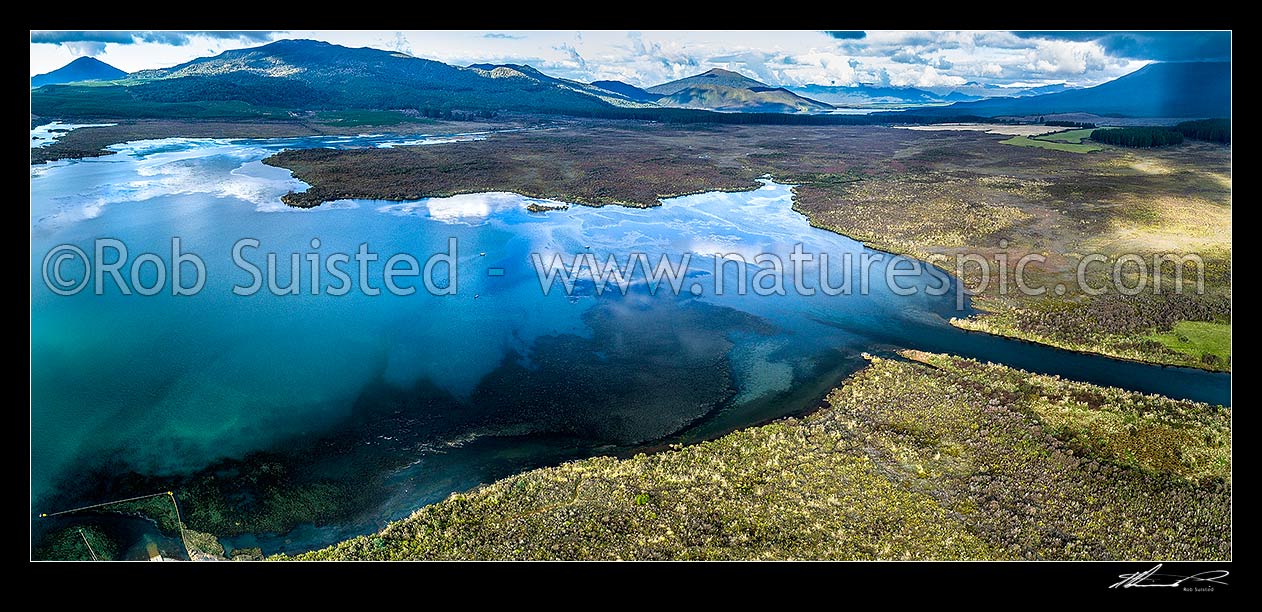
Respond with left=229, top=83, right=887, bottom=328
left=1044, top=120, right=1097, bottom=128
left=562, top=107, right=994, bottom=126
left=420, top=108, right=499, bottom=120
left=1174, top=118, right=1230, bottom=144
left=1090, top=127, right=1185, bottom=148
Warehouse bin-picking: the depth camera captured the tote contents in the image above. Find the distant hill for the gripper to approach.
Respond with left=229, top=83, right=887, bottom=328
left=31, top=57, right=127, bottom=88
left=33, top=39, right=616, bottom=118
left=647, top=68, right=770, bottom=95
left=1012, top=83, right=1072, bottom=97
left=648, top=69, right=831, bottom=113
left=913, top=62, right=1230, bottom=118
left=467, top=64, right=653, bottom=107
left=784, top=82, right=1075, bottom=107
left=788, top=84, right=944, bottom=106
left=657, top=84, right=833, bottom=113
left=925, top=81, right=1073, bottom=100
left=589, top=80, right=658, bottom=103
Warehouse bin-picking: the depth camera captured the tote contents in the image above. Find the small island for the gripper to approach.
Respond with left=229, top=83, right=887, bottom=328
left=525, top=202, right=569, bottom=213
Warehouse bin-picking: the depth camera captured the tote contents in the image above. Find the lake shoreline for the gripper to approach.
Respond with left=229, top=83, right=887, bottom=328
left=29, top=116, right=523, bottom=165
left=261, top=128, right=1231, bottom=374
left=31, top=117, right=1228, bottom=372
left=31, top=127, right=1230, bottom=560
left=277, top=350, right=1230, bottom=561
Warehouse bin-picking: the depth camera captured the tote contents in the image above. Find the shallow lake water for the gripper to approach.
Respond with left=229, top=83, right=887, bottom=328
left=30, top=131, right=1230, bottom=554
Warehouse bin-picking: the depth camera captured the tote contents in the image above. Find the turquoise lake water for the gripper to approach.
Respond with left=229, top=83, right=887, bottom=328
left=30, top=132, right=1230, bottom=554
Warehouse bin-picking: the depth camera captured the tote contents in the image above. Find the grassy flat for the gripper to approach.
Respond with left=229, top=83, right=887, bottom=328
left=1037, top=128, right=1097, bottom=143
left=1000, top=134, right=1104, bottom=153
left=1147, top=320, right=1232, bottom=365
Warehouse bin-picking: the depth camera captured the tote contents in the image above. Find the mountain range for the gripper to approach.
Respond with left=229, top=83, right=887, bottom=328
left=789, top=84, right=947, bottom=106
left=465, top=63, right=653, bottom=107
left=785, top=82, right=1079, bottom=107
left=30, top=40, right=1231, bottom=121
left=31, top=56, right=127, bottom=88
left=588, top=80, right=659, bottom=103
left=929, top=81, right=1075, bottom=99
left=33, top=40, right=619, bottom=118
left=911, top=62, right=1231, bottom=118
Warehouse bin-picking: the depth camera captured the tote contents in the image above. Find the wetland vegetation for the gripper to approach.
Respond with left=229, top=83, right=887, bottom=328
left=281, top=351, right=1229, bottom=560
left=262, top=120, right=1231, bottom=371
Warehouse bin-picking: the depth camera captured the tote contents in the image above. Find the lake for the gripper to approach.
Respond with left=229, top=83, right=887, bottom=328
left=30, top=131, right=1230, bottom=555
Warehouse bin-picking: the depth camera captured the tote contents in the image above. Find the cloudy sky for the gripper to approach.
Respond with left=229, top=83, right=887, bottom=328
left=29, top=30, right=1230, bottom=89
